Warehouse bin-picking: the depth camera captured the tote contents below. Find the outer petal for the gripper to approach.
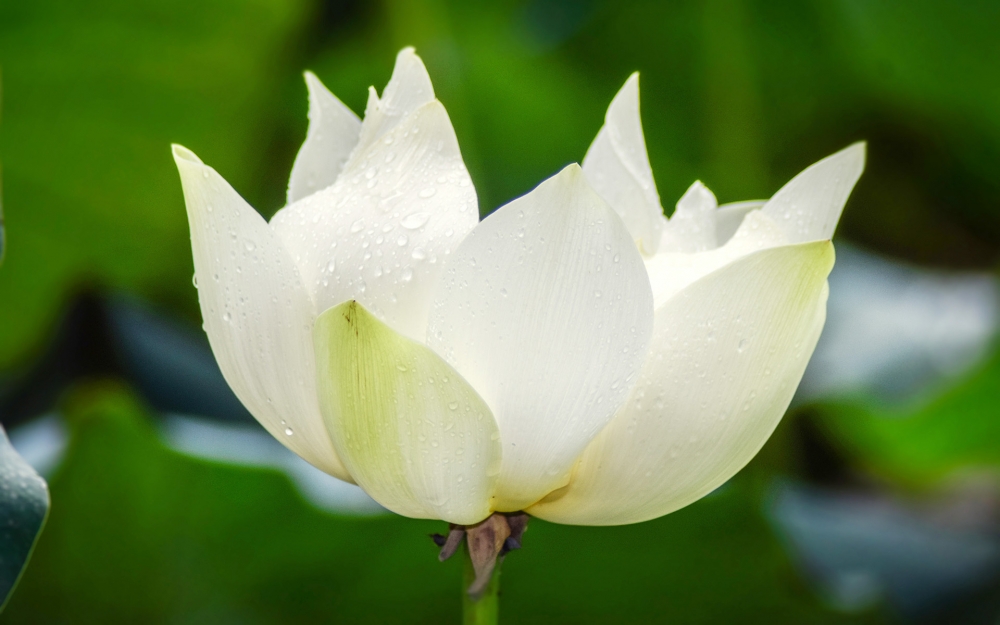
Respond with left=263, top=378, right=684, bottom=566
left=646, top=210, right=788, bottom=308
left=582, top=73, right=665, bottom=256
left=286, top=72, right=362, bottom=204
left=173, top=145, right=351, bottom=481
left=659, top=181, right=719, bottom=253
left=427, top=165, right=654, bottom=511
left=314, top=301, right=501, bottom=524
left=715, top=200, right=765, bottom=245
left=270, top=99, right=477, bottom=342
left=529, top=241, right=834, bottom=525
left=762, top=143, right=866, bottom=243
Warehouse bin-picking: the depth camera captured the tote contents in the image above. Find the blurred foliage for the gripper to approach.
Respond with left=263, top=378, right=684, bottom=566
left=0, top=0, right=314, bottom=369
left=813, top=340, right=1000, bottom=488
left=2, top=0, right=1000, bottom=372
left=1, top=385, right=885, bottom=624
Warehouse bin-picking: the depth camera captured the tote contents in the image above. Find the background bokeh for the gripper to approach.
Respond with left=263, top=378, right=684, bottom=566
left=2, top=0, right=1000, bottom=622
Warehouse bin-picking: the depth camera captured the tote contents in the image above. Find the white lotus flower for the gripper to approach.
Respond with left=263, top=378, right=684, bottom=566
left=173, top=51, right=863, bottom=528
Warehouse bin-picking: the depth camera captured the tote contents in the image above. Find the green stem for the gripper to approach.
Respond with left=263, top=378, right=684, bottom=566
left=462, top=546, right=500, bottom=625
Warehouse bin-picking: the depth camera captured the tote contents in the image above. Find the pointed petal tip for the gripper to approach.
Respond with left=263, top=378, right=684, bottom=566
left=552, top=163, right=595, bottom=195
left=392, top=46, right=428, bottom=76
left=608, top=73, right=641, bottom=118
left=847, top=140, right=867, bottom=168
left=675, top=179, right=717, bottom=211
left=303, top=70, right=322, bottom=91
left=827, top=141, right=867, bottom=172
left=171, top=144, right=202, bottom=165
left=561, top=162, right=584, bottom=177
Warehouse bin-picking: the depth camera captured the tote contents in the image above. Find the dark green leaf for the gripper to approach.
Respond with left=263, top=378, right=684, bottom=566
left=0, top=424, right=49, bottom=611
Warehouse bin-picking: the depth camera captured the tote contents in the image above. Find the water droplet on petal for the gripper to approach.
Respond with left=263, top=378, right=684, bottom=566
left=400, top=212, right=431, bottom=229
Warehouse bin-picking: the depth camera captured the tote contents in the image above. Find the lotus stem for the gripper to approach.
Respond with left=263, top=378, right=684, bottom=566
left=463, top=543, right=500, bottom=625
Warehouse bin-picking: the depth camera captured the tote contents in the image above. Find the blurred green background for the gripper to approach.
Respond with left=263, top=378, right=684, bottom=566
left=2, top=0, right=1000, bottom=623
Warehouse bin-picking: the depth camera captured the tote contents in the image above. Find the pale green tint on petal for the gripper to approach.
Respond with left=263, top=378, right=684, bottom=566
left=270, top=99, right=477, bottom=342
left=529, top=241, right=834, bottom=525
left=314, top=301, right=500, bottom=524
left=715, top=200, right=766, bottom=245
left=646, top=210, right=788, bottom=308
left=582, top=73, right=665, bottom=256
left=660, top=181, right=719, bottom=253
left=286, top=72, right=362, bottom=204
left=172, top=145, right=351, bottom=481
left=427, top=165, right=654, bottom=511
left=762, top=142, right=866, bottom=243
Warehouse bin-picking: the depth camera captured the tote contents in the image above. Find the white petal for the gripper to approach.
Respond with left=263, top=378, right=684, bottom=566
left=355, top=47, right=435, bottom=147
left=314, top=301, right=500, bottom=524
left=270, top=99, right=478, bottom=342
left=582, top=73, right=665, bottom=256
left=172, top=145, right=350, bottom=481
left=659, top=181, right=718, bottom=253
left=286, top=72, right=362, bottom=204
left=646, top=209, right=788, bottom=308
left=427, top=165, right=654, bottom=511
left=715, top=200, right=766, bottom=245
left=528, top=241, right=835, bottom=525
left=762, top=143, right=866, bottom=243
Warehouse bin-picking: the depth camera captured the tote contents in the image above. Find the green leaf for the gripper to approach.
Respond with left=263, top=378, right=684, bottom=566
left=813, top=342, right=1000, bottom=487
left=0, top=424, right=49, bottom=612
left=0, top=0, right=312, bottom=368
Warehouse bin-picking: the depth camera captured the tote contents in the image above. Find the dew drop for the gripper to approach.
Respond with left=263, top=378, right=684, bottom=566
left=448, top=401, right=459, bottom=411
left=284, top=427, right=294, bottom=436
left=401, top=268, right=414, bottom=282
left=418, top=187, right=436, bottom=198
left=401, top=212, right=431, bottom=229
left=396, top=234, right=409, bottom=246
left=350, top=219, right=365, bottom=233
